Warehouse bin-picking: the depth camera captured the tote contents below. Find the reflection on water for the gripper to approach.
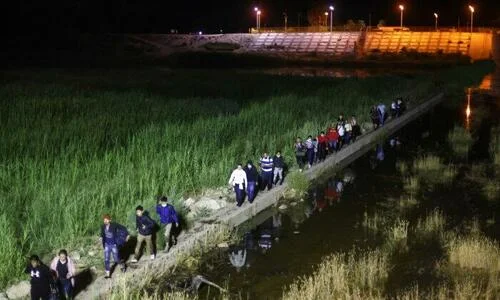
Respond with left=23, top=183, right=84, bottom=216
left=478, top=68, right=500, bottom=96
left=251, top=67, right=428, bottom=78
left=466, top=88, right=472, bottom=130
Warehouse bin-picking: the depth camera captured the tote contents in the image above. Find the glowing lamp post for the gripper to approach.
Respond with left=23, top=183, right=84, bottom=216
left=399, top=5, right=404, bottom=28
left=468, top=5, right=474, bottom=33
left=329, top=6, right=334, bottom=32
left=324, top=12, right=329, bottom=28
left=254, top=7, right=261, bottom=32
left=257, top=10, right=261, bottom=32
left=434, top=13, right=438, bottom=31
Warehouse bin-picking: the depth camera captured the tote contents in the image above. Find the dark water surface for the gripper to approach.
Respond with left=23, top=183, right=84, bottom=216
left=186, top=72, right=500, bottom=299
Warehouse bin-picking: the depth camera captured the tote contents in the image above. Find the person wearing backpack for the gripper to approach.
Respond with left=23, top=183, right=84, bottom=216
left=131, top=205, right=156, bottom=262
left=100, top=214, right=129, bottom=278
left=156, top=196, right=179, bottom=251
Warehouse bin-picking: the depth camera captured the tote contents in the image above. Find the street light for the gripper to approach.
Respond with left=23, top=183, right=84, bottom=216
left=257, top=10, right=261, bottom=32
left=434, top=13, right=438, bottom=31
left=399, top=5, right=404, bottom=28
left=254, top=7, right=260, bottom=32
left=468, top=5, right=474, bottom=33
left=283, top=12, right=288, bottom=32
left=329, top=6, right=334, bottom=32
left=324, top=12, right=329, bottom=27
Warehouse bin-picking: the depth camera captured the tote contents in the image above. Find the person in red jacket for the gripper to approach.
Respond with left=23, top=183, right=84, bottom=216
left=326, top=126, right=339, bottom=154
left=317, top=131, right=328, bottom=162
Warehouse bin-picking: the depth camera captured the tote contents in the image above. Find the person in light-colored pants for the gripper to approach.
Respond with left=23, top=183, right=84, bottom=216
left=135, top=233, right=153, bottom=258
left=164, top=223, right=175, bottom=248
left=273, top=167, right=283, bottom=185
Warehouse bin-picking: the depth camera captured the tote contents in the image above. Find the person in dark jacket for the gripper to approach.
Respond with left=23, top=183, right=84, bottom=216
left=294, top=137, right=306, bottom=171
left=272, top=151, right=285, bottom=185
left=25, top=255, right=52, bottom=300
left=244, top=160, right=259, bottom=203
left=131, top=206, right=156, bottom=262
left=156, top=196, right=179, bottom=251
left=100, top=214, right=129, bottom=278
left=370, top=106, right=380, bottom=129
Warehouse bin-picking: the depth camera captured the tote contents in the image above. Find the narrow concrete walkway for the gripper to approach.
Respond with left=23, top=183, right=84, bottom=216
left=75, top=92, right=444, bottom=299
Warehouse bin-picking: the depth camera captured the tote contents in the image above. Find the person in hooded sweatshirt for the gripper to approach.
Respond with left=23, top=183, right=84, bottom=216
left=131, top=205, right=156, bottom=262
left=100, top=214, right=129, bottom=278
left=156, top=196, right=179, bottom=251
left=50, top=249, right=76, bottom=300
left=25, top=255, right=52, bottom=300
left=244, top=160, right=259, bottom=203
left=228, top=163, right=248, bottom=207
left=317, top=131, right=328, bottom=161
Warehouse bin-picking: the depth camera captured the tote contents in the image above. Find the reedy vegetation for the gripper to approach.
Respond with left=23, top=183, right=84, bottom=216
left=0, top=63, right=491, bottom=288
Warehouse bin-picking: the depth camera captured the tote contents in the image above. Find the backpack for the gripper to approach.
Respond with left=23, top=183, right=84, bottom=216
left=115, top=224, right=129, bottom=247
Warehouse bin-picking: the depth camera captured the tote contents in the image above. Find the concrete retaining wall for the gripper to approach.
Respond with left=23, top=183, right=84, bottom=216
left=128, top=31, right=493, bottom=60
left=75, top=92, right=444, bottom=299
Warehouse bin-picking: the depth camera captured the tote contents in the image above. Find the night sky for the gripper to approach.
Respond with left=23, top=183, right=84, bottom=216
left=6, top=0, right=500, bottom=35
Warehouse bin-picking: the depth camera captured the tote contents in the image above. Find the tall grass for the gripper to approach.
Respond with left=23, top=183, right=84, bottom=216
left=282, top=249, right=388, bottom=300
left=447, top=125, right=474, bottom=158
left=411, top=155, right=457, bottom=185
left=447, top=234, right=500, bottom=273
left=0, top=63, right=490, bottom=288
left=415, top=209, right=446, bottom=237
left=490, top=126, right=500, bottom=169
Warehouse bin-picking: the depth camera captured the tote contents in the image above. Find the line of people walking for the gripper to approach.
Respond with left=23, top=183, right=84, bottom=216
left=26, top=195, right=180, bottom=299
left=25, top=99, right=406, bottom=299
left=229, top=100, right=406, bottom=207
left=228, top=151, right=285, bottom=207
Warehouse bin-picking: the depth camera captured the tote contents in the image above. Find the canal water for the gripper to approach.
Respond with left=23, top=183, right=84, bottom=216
left=158, top=68, right=500, bottom=299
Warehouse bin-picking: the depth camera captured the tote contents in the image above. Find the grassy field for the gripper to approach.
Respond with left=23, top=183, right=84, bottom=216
left=0, top=62, right=492, bottom=288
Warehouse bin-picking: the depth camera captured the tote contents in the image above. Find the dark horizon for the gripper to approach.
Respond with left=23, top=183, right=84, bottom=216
left=6, top=0, right=500, bottom=35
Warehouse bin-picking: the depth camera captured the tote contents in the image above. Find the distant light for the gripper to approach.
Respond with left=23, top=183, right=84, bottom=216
left=198, top=31, right=202, bottom=35
left=329, top=5, right=334, bottom=11
left=468, top=5, right=474, bottom=12
left=254, top=7, right=258, bottom=12
left=257, top=10, right=261, bottom=15
left=324, top=12, right=329, bottom=16
left=399, top=5, right=404, bottom=10
left=434, top=13, right=438, bottom=18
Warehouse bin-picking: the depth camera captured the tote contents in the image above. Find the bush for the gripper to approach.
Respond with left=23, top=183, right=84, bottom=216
left=285, top=171, right=310, bottom=199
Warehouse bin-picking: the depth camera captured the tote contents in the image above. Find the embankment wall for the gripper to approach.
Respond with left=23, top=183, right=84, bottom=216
left=128, top=31, right=493, bottom=60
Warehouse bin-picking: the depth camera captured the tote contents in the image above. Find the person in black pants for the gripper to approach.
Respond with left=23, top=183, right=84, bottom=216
left=25, top=255, right=52, bottom=300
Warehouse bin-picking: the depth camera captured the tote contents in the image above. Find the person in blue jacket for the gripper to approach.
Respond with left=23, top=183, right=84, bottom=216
left=131, top=205, right=156, bottom=262
left=156, top=196, right=179, bottom=251
left=100, top=214, right=129, bottom=278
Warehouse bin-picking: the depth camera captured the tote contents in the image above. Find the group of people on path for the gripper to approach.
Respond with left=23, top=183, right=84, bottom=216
left=26, top=99, right=407, bottom=299
left=229, top=99, right=406, bottom=208
left=27, top=196, right=179, bottom=299
left=370, top=98, right=406, bottom=129
left=294, top=114, right=361, bottom=171
left=25, top=251, right=76, bottom=300
left=228, top=151, right=285, bottom=207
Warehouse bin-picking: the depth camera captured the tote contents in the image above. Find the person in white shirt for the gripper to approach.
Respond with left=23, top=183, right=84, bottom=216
left=228, top=163, right=248, bottom=207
